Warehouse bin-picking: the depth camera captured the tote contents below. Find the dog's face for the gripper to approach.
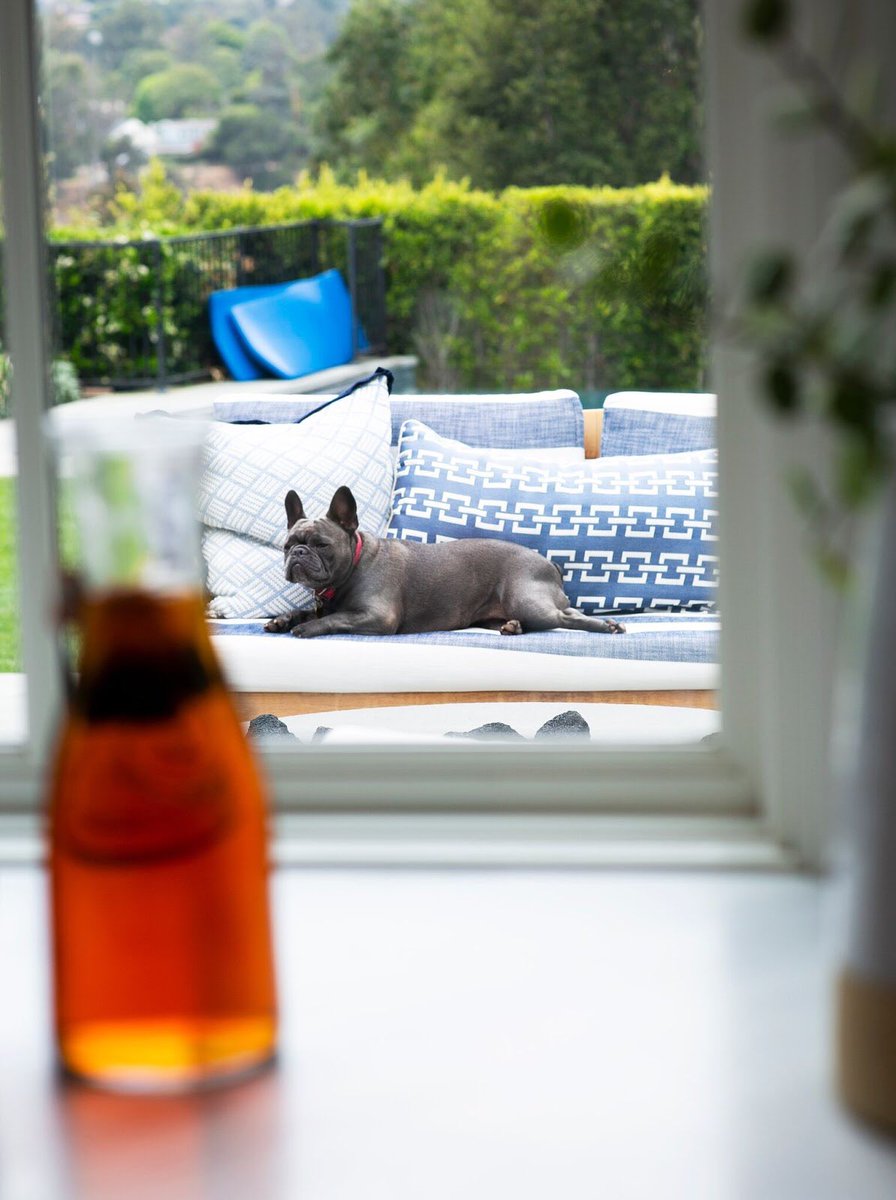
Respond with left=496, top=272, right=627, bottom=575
left=282, top=486, right=359, bottom=590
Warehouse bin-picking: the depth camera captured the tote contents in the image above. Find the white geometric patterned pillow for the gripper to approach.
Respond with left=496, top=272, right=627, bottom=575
left=198, top=371, right=393, bottom=618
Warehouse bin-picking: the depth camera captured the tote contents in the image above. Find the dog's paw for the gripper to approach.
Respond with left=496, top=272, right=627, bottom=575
left=264, top=615, right=292, bottom=633
left=606, top=619, right=625, bottom=634
left=500, top=619, right=523, bottom=636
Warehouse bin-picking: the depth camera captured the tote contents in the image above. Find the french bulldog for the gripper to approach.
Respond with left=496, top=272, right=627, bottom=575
left=264, top=486, right=625, bottom=638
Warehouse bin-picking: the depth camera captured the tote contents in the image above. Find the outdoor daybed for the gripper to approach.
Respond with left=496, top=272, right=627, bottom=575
left=190, top=373, right=719, bottom=723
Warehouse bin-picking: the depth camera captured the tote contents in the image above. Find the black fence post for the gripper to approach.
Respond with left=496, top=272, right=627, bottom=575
left=236, top=229, right=247, bottom=286
left=372, top=220, right=387, bottom=352
left=310, top=220, right=321, bottom=275
left=346, top=221, right=359, bottom=360
left=153, top=239, right=167, bottom=392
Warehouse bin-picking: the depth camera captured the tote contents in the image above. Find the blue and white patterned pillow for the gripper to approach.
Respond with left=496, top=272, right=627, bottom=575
left=388, top=420, right=718, bottom=614
left=198, top=370, right=394, bottom=618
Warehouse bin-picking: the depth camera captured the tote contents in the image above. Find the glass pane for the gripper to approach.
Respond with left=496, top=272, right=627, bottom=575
left=37, top=0, right=719, bottom=759
left=0, top=118, right=27, bottom=745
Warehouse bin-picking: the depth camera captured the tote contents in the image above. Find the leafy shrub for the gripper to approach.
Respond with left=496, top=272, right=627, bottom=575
left=47, top=221, right=362, bottom=386
left=52, top=358, right=82, bottom=406
left=179, top=171, right=709, bottom=392
left=0, top=346, right=81, bottom=417
left=49, top=168, right=709, bottom=393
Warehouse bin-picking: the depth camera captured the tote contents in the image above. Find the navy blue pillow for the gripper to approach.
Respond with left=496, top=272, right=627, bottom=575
left=388, top=420, right=718, bottom=614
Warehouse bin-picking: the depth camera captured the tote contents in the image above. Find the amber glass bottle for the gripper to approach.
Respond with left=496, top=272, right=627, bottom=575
left=47, top=420, right=277, bottom=1091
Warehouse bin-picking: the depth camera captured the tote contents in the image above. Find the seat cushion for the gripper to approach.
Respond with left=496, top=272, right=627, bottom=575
left=601, top=392, right=717, bottom=457
left=208, top=282, right=293, bottom=382
left=209, top=613, right=719, bottom=694
left=228, top=268, right=355, bottom=379
left=198, top=368, right=394, bottom=619
left=388, top=420, right=718, bottom=614
left=211, top=389, right=586, bottom=453
left=212, top=612, right=718, bottom=661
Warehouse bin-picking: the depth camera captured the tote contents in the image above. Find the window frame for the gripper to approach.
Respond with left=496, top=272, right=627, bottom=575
left=0, top=0, right=853, bottom=869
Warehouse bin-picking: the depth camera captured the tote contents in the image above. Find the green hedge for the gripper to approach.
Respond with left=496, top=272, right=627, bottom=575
left=0, top=348, right=80, bottom=418
left=54, top=169, right=709, bottom=394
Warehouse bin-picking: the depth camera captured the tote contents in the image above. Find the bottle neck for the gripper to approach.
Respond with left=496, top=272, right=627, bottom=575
left=78, top=588, right=209, bottom=654
left=73, top=589, right=223, bottom=723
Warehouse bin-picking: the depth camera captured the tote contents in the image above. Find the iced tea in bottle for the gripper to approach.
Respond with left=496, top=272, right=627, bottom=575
left=47, top=418, right=277, bottom=1091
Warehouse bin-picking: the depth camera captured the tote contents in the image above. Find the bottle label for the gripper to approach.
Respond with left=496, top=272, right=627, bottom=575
left=54, top=702, right=240, bottom=865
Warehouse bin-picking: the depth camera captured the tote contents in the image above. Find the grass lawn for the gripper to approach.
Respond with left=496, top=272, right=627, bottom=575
left=0, top=478, right=21, bottom=672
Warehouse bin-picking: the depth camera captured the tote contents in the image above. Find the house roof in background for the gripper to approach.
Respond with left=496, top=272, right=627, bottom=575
left=110, top=117, right=217, bottom=158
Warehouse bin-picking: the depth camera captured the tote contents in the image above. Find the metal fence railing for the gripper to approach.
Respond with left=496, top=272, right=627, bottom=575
left=42, top=218, right=386, bottom=391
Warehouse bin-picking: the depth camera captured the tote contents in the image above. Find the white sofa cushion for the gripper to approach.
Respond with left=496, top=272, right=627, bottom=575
left=211, top=621, right=718, bottom=695
left=210, top=613, right=719, bottom=694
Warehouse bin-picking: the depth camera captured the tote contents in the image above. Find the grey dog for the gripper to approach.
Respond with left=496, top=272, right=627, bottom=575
left=264, top=485, right=626, bottom=638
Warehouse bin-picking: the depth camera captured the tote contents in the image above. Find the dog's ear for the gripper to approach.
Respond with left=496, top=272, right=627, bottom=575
left=285, top=490, right=305, bottom=528
left=326, top=486, right=359, bottom=534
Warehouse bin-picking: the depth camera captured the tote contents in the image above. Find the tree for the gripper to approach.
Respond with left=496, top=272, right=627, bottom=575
left=96, top=0, right=167, bottom=73
left=44, top=51, right=105, bottom=182
left=204, top=20, right=247, bottom=53
left=118, top=48, right=174, bottom=94
left=314, top=0, right=704, bottom=188
left=241, top=19, right=299, bottom=109
left=205, top=47, right=245, bottom=96
left=100, top=130, right=148, bottom=191
left=133, top=64, right=223, bottom=121
left=313, top=0, right=421, bottom=175
left=208, top=104, right=307, bottom=187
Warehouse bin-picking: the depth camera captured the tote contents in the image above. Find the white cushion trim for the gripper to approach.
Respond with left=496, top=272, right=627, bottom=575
left=212, top=635, right=718, bottom=694
left=214, top=389, right=581, bottom=408
left=469, top=445, right=584, bottom=462
left=389, top=391, right=581, bottom=407
left=603, top=392, right=717, bottom=417
left=388, top=444, right=584, bottom=468
left=411, top=621, right=721, bottom=637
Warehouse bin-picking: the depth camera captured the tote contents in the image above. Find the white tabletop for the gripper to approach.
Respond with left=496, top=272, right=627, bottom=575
left=1, top=866, right=894, bottom=1200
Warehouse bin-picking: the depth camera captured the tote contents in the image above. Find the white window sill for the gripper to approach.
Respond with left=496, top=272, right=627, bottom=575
left=0, top=809, right=796, bottom=870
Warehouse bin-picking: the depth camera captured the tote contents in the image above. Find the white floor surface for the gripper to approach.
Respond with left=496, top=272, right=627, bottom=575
left=0, top=867, right=894, bottom=1198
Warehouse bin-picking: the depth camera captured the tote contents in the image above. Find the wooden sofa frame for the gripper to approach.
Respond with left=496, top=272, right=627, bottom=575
left=233, top=409, right=718, bottom=721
